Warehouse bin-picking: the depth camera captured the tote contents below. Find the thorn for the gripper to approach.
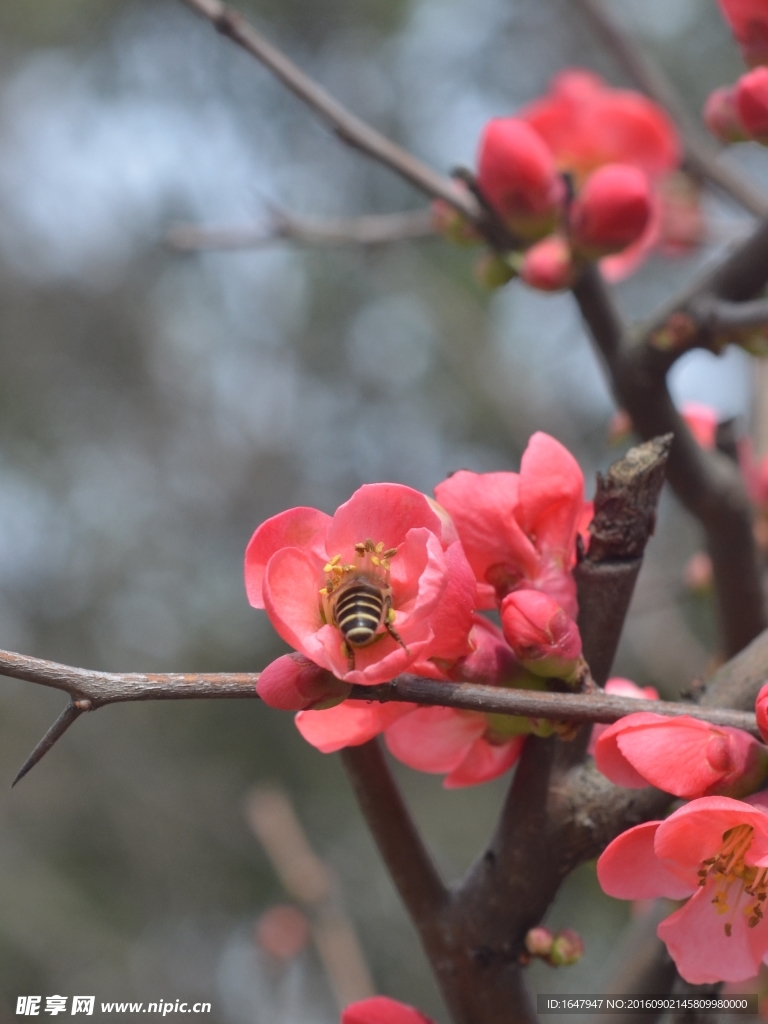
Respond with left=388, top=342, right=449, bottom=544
left=12, top=700, right=90, bottom=788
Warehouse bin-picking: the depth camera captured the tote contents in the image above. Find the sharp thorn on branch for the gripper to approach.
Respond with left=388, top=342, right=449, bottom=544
left=12, top=700, right=91, bottom=788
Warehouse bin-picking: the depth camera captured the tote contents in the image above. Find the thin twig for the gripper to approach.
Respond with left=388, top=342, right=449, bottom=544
left=574, top=0, right=768, bottom=217
left=179, top=0, right=481, bottom=222
left=167, top=209, right=436, bottom=251
left=11, top=701, right=89, bottom=787
left=691, top=295, right=768, bottom=334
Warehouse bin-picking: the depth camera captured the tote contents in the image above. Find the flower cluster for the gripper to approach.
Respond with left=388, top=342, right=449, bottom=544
left=434, top=69, right=698, bottom=291
left=705, top=1, right=768, bottom=152
left=595, top=681, right=768, bottom=984
left=247, top=432, right=589, bottom=787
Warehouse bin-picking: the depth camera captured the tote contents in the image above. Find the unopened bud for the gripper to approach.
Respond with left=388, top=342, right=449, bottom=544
left=525, top=926, right=555, bottom=958
left=737, top=67, right=768, bottom=143
left=256, top=653, right=351, bottom=711
left=569, top=164, right=652, bottom=258
left=548, top=928, right=584, bottom=966
left=477, top=118, right=564, bottom=240
left=500, top=590, right=582, bottom=684
left=520, top=235, right=575, bottom=292
left=704, top=85, right=749, bottom=143
left=717, top=0, right=768, bottom=67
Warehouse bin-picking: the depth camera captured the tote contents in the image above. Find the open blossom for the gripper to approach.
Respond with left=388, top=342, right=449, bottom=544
left=342, top=997, right=435, bottom=1024
left=244, top=483, right=476, bottom=685
left=598, top=795, right=768, bottom=983
left=520, top=69, right=681, bottom=280
left=296, top=616, right=536, bottom=788
left=434, top=432, right=588, bottom=618
left=595, top=712, right=768, bottom=799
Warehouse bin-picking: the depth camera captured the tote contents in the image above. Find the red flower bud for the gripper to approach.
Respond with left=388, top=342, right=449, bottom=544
left=737, top=66, right=768, bottom=143
left=500, top=590, right=582, bottom=683
left=569, top=164, right=652, bottom=258
left=525, top=926, right=555, bottom=958
left=256, top=653, right=351, bottom=711
left=548, top=928, right=585, bottom=966
left=477, top=118, right=564, bottom=239
left=520, top=235, right=575, bottom=292
left=704, top=85, right=749, bottom=143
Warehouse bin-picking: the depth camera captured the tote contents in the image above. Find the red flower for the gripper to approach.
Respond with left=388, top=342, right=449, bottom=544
left=569, top=164, right=653, bottom=258
left=244, top=484, right=475, bottom=685
left=737, top=66, right=768, bottom=142
left=434, top=432, right=587, bottom=617
left=295, top=617, right=534, bottom=788
left=595, top=712, right=768, bottom=799
left=342, top=997, right=435, bottom=1024
left=598, top=795, right=768, bottom=983
left=476, top=118, right=565, bottom=239
left=520, top=70, right=679, bottom=182
left=519, top=69, right=681, bottom=280
left=718, top=0, right=768, bottom=67
left=520, top=235, right=575, bottom=291
left=500, top=590, right=582, bottom=683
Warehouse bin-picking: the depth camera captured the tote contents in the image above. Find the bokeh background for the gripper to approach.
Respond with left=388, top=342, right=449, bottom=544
left=0, top=0, right=764, bottom=1019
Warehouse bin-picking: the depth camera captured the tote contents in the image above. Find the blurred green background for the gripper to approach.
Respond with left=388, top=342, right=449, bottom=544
left=0, top=0, right=763, bottom=1019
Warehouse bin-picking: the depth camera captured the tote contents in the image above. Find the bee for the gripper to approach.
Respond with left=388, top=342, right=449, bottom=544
left=322, top=540, right=408, bottom=669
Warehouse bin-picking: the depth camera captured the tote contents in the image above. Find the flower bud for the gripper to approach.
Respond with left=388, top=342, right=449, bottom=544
left=520, top=235, right=575, bottom=292
left=500, top=590, right=582, bottom=683
left=256, top=653, right=351, bottom=711
left=737, top=67, right=768, bottom=143
left=704, top=85, right=749, bottom=143
left=477, top=118, right=564, bottom=239
left=569, top=164, right=652, bottom=258
left=548, top=928, right=585, bottom=967
left=525, top=926, right=555, bottom=958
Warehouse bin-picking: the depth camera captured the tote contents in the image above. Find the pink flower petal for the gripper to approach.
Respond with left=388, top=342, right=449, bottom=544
left=596, top=714, right=727, bottom=797
left=655, top=797, right=768, bottom=872
left=434, top=471, right=538, bottom=588
left=262, top=547, right=329, bottom=665
left=244, top=507, right=330, bottom=609
left=658, top=882, right=768, bottom=984
left=597, top=821, right=696, bottom=900
left=320, top=625, right=434, bottom=686
left=443, top=735, right=524, bottom=788
left=517, top=432, right=584, bottom=567
left=325, top=483, right=443, bottom=561
left=296, top=700, right=416, bottom=753
left=384, top=706, right=486, bottom=774
left=411, top=540, right=476, bottom=673
left=388, top=528, right=447, bottom=618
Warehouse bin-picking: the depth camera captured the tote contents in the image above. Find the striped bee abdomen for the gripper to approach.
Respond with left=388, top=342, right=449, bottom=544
left=332, top=581, right=386, bottom=648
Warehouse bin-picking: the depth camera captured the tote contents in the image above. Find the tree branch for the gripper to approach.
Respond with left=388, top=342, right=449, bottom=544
left=573, top=264, right=766, bottom=657
left=179, top=0, right=481, bottom=222
left=690, top=295, right=768, bottom=334
left=573, top=0, right=768, bottom=217
left=167, top=209, right=436, bottom=251
left=339, top=743, right=450, bottom=972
